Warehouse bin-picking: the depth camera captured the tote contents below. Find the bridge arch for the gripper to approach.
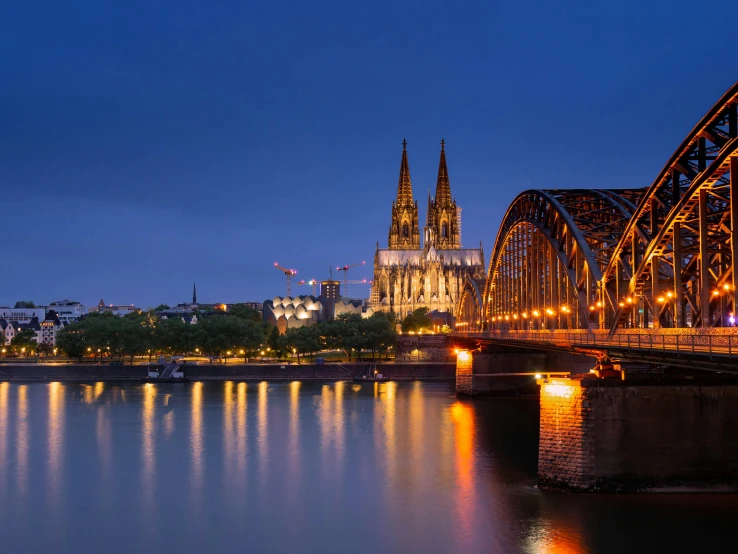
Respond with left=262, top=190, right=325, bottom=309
left=478, top=82, right=738, bottom=333
left=603, top=82, right=738, bottom=330
left=483, top=189, right=639, bottom=330
left=456, top=274, right=485, bottom=332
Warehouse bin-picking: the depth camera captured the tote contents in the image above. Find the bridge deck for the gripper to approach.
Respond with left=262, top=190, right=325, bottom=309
left=456, top=330, right=738, bottom=372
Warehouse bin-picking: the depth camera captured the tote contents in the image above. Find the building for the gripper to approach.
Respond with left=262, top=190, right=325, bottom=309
left=370, top=140, right=486, bottom=319
left=0, top=307, right=46, bottom=323
left=263, top=296, right=325, bottom=332
left=48, top=299, right=87, bottom=324
left=0, top=319, right=15, bottom=344
left=38, top=310, right=64, bottom=346
left=320, top=280, right=341, bottom=321
left=89, top=299, right=138, bottom=317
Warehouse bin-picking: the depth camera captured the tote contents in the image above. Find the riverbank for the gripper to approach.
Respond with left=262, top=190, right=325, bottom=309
left=0, top=361, right=456, bottom=382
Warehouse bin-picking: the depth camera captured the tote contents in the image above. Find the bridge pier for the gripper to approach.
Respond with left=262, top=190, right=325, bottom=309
left=538, top=375, right=738, bottom=492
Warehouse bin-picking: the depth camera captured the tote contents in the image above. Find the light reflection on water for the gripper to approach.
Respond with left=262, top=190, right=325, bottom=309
left=0, top=380, right=735, bottom=554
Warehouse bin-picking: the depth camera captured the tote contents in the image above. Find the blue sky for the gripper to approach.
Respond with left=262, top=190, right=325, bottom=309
left=1, top=0, right=736, bottom=307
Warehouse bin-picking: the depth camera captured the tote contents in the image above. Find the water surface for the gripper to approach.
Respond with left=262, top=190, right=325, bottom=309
left=0, top=381, right=734, bottom=553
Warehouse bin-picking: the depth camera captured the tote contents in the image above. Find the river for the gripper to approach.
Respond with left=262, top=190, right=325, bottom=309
left=0, top=380, right=734, bottom=553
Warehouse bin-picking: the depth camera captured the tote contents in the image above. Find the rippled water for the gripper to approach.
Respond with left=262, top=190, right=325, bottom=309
left=0, top=380, right=735, bottom=553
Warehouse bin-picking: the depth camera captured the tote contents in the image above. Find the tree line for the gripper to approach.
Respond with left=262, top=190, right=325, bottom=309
left=55, top=309, right=397, bottom=363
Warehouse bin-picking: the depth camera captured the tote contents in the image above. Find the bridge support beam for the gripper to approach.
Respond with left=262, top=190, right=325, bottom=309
left=455, top=348, right=545, bottom=396
left=538, top=376, right=738, bottom=492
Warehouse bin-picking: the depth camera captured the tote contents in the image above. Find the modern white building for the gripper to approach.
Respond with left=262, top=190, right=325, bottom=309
left=0, top=307, right=46, bottom=322
left=48, top=299, right=87, bottom=324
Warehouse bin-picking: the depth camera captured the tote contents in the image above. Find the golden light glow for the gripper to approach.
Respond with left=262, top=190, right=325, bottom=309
left=713, top=290, right=720, bottom=297
left=596, top=301, right=602, bottom=308
left=589, top=305, right=595, bottom=311
left=657, top=296, right=665, bottom=303
left=504, top=315, right=509, bottom=321
left=522, top=312, right=528, bottom=318
left=619, top=302, right=624, bottom=307
left=532, top=310, right=541, bottom=317
left=457, top=350, right=470, bottom=362
left=543, top=383, right=574, bottom=398
left=545, top=308, right=554, bottom=316
left=627, top=297, right=633, bottom=304
left=667, top=291, right=673, bottom=298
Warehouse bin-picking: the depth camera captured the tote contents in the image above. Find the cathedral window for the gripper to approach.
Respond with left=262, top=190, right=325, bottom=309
left=441, top=222, right=448, bottom=238
left=402, top=223, right=409, bottom=237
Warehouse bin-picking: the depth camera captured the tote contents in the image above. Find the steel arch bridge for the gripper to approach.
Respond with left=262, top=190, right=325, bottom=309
left=458, top=81, right=738, bottom=332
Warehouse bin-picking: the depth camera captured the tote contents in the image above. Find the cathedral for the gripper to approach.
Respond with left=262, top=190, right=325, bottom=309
left=370, top=140, right=486, bottom=320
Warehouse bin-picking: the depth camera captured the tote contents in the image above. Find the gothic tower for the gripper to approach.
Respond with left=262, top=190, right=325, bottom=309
left=388, top=139, right=420, bottom=249
left=427, top=139, right=460, bottom=249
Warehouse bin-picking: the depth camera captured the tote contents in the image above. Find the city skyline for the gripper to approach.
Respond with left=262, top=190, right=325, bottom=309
left=2, top=0, right=737, bottom=307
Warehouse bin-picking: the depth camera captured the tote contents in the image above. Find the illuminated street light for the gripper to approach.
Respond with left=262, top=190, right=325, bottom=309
left=657, top=297, right=665, bottom=304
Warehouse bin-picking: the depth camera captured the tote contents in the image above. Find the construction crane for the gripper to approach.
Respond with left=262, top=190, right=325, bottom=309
left=297, top=279, right=319, bottom=296
left=274, top=262, right=298, bottom=296
left=336, top=261, right=366, bottom=297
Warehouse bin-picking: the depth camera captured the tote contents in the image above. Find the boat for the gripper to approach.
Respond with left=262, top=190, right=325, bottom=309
left=353, top=364, right=389, bottom=382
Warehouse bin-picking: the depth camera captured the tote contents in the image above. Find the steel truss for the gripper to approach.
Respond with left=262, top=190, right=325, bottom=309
left=465, top=82, right=738, bottom=332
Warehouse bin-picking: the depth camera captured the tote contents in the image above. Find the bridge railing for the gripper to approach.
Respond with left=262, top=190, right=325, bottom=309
left=466, top=329, right=738, bottom=360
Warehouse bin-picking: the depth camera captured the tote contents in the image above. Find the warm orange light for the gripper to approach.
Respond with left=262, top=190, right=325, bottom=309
left=657, top=297, right=665, bottom=303
left=723, top=284, right=731, bottom=291
left=522, top=312, right=528, bottom=318
left=596, top=301, right=602, bottom=308
left=713, top=290, right=720, bottom=297
left=545, top=308, right=554, bottom=316
left=454, top=348, right=459, bottom=354
left=513, top=314, right=518, bottom=320
left=666, top=291, right=673, bottom=298
left=532, top=310, right=541, bottom=317
left=504, top=315, right=510, bottom=321
left=457, top=350, right=470, bottom=362
left=589, top=305, right=595, bottom=311
left=618, top=302, right=624, bottom=307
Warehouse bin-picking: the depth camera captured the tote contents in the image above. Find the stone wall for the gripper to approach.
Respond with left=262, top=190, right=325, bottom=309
left=538, top=377, right=738, bottom=491
left=396, top=334, right=454, bottom=362
left=537, top=377, right=594, bottom=490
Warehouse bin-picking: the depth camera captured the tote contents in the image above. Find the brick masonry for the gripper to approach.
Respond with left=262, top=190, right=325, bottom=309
left=538, top=377, right=738, bottom=492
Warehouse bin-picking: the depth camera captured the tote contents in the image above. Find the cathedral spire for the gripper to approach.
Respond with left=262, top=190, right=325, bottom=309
left=193, top=282, right=197, bottom=305
left=396, top=138, right=414, bottom=204
left=435, top=138, right=451, bottom=206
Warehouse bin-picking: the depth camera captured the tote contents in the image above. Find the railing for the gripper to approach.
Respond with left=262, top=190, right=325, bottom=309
left=461, top=329, right=738, bottom=363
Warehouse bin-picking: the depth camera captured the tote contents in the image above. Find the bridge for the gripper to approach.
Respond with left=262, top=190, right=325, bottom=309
left=455, top=81, right=738, bottom=371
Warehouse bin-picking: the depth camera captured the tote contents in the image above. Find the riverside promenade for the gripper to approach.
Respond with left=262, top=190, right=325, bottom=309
left=0, top=361, right=456, bottom=382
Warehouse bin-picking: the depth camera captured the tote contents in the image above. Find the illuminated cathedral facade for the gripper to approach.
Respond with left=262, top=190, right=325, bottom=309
left=370, top=140, right=486, bottom=319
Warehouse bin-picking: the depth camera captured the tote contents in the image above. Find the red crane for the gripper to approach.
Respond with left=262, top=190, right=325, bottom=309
left=274, top=262, right=298, bottom=296
left=336, top=261, right=366, bottom=297
left=297, top=279, right=319, bottom=296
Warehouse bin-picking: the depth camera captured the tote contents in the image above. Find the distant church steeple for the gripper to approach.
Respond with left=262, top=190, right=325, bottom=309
left=192, top=282, right=197, bottom=305
left=388, top=139, right=420, bottom=249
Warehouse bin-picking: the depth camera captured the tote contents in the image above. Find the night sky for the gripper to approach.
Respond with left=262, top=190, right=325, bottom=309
left=2, top=0, right=736, bottom=308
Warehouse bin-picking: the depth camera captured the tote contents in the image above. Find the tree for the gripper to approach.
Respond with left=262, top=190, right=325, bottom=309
left=56, top=324, right=87, bottom=360
left=14, top=301, right=36, bottom=309
left=267, top=325, right=283, bottom=358
left=37, top=343, right=54, bottom=356
left=228, top=304, right=262, bottom=323
left=282, top=326, right=322, bottom=363
left=197, top=315, right=264, bottom=360
left=361, top=313, right=397, bottom=360
left=11, top=329, right=37, bottom=355
left=401, top=307, right=431, bottom=333
left=323, top=314, right=362, bottom=361
left=154, top=304, right=170, bottom=311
